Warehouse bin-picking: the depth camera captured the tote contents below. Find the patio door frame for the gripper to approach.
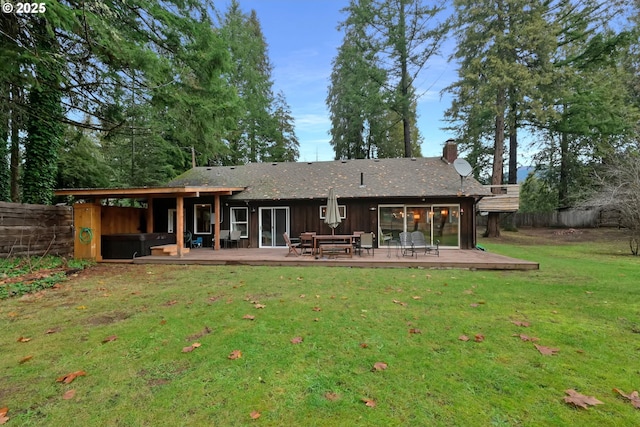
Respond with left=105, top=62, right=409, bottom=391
left=378, top=204, right=461, bottom=248
left=258, top=206, right=290, bottom=248
left=168, top=208, right=187, bottom=233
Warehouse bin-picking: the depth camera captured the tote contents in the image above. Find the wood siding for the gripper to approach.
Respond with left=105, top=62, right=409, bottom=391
left=167, top=197, right=478, bottom=250
left=0, top=201, right=73, bottom=258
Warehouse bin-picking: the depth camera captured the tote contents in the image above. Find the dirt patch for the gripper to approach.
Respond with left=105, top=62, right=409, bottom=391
left=85, top=310, right=132, bottom=326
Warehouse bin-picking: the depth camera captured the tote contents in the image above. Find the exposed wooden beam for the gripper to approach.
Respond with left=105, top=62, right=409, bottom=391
left=177, top=196, right=184, bottom=258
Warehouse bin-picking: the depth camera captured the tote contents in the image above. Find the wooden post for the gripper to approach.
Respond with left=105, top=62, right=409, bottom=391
left=214, top=194, right=221, bottom=250
left=146, top=197, right=154, bottom=232
left=176, top=196, right=184, bottom=257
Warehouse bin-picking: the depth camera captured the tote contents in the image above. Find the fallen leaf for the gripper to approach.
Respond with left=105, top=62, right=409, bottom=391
left=228, top=349, right=242, bottom=360
left=165, top=300, right=178, bottom=306
left=250, top=410, right=261, bottom=419
left=19, top=355, right=33, bottom=364
left=56, top=371, right=86, bottom=384
left=296, top=277, right=303, bottom=281
left=360, top=342, right=369, bottom=348
left=469, top=303, right=480, bottom=308
left=62, top=389, right=76, bottom=400
left=459, top=335, right=469, bottom=342
left=362, top=398, right=376, bottom=407
left=392, top=299, right=407, bottom=307
left=243, top=314, right=255, bottom=320
left=45, top=328, right=58, bottom=334
left=325, top=392, right=340, bottom=401
left=312, top=306, right=321, bottom=312
left=254, top=303, right=266, bottom=309
left=511, top=321, right=530, bottom=327
left=76, top=306, right=87, bottom=310
left=7, top=312, right=18, bottom=318
left=613, top=388, right=640, bottom=409
left=412, top=296, right=422, bottom=300
left=372, top=362, right=388, bottom=371
left=186, top=327, right=211, bottom=341
left=182, top=343, right=201, bottom=353
left=409, top=328, right=422, bottom=334
left=512, top=334, right=539, bottom=342
left=534, top=344, right=559, bottom=355
left=102, top=335, right=117, bottom=343
left=299, top=294, right=305, bottom=298
left=290, top=336, right=303, bottom=344
left=0, top=407, right=8, bottom=425
left=474, top=334, right=485, bottom=342
left=564, top=389, right=604, bottom=409
left=17, top=336, right=31, bottom=343
left=160, top=319, right=167, bottom=325
left=463, top=289, right=474, bottom=295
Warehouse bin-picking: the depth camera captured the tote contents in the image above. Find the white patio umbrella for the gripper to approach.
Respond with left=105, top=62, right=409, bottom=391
left=324, top=187, right=341, bottom=235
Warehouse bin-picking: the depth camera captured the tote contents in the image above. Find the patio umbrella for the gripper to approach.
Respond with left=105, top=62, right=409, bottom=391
left=324, top=187, right=341, bottom=235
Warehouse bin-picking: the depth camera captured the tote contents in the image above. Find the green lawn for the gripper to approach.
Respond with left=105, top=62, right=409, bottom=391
left=1, top=231, right=639, bottom=426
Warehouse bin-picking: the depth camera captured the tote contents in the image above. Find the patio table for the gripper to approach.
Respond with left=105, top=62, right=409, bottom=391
left=312, top=234, right=358, bottom=255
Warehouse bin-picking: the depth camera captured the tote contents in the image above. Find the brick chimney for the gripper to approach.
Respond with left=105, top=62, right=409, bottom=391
left=442, top=139, right=457, bottom=163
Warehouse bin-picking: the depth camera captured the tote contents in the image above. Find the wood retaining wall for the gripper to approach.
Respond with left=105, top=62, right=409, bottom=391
left=0, top=202, right=73, bottom=258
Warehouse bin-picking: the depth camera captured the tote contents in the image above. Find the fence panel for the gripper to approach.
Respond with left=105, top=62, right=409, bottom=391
left=0, top=202, right=73, bottom=258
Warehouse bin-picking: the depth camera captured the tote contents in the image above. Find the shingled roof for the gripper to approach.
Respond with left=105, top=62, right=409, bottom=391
left=166, top=157, right=490, bottom=201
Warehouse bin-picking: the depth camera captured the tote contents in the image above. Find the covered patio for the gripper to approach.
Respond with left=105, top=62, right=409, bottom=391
left=129, top=246, right=539, bottom=270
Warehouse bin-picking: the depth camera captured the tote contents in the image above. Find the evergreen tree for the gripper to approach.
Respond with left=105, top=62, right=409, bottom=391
left=267, top=91, right=299, bottom=162
left=219, top=1, right=277, bottom=164
left=338, top=0, right=448, bottom=157
left=328, top=0, right=432, bottom=159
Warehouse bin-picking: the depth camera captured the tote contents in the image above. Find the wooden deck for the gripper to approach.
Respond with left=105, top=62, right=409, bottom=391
left=129, top=246, right=539, bottom=270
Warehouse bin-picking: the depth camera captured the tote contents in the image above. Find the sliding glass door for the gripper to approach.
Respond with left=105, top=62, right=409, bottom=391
left=259, top=207, right=289, bottom=248
left=378, top=205, right=460, bottom=248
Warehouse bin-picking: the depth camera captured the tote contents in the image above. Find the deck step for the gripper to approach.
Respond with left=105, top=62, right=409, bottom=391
left=150, top=244, right=189, bottom=256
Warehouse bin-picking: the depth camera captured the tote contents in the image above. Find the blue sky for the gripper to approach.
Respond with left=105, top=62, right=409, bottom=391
left=217, top=0, right=458, bottom=162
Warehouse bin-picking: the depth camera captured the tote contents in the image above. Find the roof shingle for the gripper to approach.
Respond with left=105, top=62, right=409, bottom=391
left=166, top=157, right=490, bottom=200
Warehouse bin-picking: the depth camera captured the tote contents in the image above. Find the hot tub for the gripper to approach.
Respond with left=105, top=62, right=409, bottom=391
left=101, top=233, right=176, bottom=259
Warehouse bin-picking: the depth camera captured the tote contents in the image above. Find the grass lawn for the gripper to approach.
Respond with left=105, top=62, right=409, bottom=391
left=1, top=228, right=639, bottom=426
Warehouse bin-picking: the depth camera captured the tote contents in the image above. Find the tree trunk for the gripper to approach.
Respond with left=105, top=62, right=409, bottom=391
left=508, top=92, right=518, bottom=185
left=558, top=131, right=569, bottom=208
left=484, top=88, right=506, bottom=238
left=398, top=1, right=412, bottom=158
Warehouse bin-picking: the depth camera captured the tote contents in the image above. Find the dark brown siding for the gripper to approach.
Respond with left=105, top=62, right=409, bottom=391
left=159, top=196, right=479, bottom=250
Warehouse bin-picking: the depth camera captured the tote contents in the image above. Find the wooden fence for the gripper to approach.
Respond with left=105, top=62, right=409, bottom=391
left=0, top=202, right=74, bottom=258
left=477, top=208, right=621, bottom=229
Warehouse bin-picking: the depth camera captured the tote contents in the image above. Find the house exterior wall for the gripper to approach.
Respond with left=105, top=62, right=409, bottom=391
left=151, top=196, right=478, bottom=250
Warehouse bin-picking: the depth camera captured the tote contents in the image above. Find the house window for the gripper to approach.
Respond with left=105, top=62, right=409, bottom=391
left=194, top=204, right=211, bottom=234
left=319, top=205, right=346, bottom=219
left=230, top=207, right=249, bottom=238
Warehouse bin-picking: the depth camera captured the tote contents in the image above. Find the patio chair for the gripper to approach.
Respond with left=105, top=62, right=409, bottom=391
left=300, top=232, right=315, bottom=255
left=228, top=230, right=242, bottom=249
left=409, top=232, right=439, bottom=257
left=399, top=231, right=413, bottom=257
left=378, top=227, right=392, bottom=247
left=283, top=232, right=300, bottom=256
left=191, top=236, right=203, bottom=248
left=410, top=231, right=428, bottom=255
left=358, top=232, right=374, bottom=256
left=214, top=230, right=230, bottom=249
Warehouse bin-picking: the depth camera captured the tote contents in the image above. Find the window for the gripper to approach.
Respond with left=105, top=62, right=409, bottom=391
left=319, top=205, right=346, bottom=219
left=194, top=204, right=211, bottom=234
left=230, top=207, right=249, bottom=238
